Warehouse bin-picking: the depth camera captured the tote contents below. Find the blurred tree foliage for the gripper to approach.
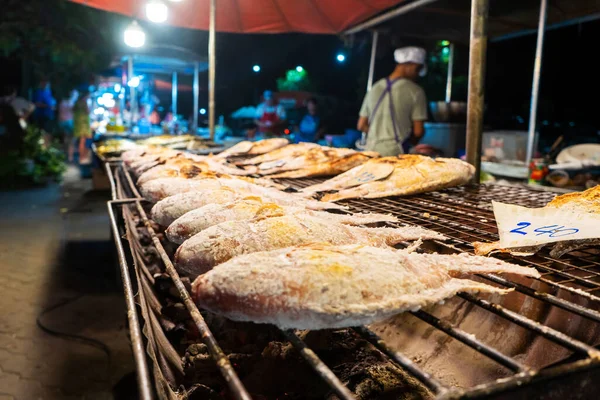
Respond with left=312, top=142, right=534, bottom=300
left=0, top=0, right=115, bottom=98
left=277, top=68, right=315, bottom=92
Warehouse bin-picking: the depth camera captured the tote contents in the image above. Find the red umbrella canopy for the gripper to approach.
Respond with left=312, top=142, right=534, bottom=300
left=70, top=0, right=405, bottom=33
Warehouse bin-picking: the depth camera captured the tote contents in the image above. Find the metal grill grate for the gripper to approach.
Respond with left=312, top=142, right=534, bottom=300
left=278, top=179, right=600, bottom=299
left=108, top=166, right=600, bottom=400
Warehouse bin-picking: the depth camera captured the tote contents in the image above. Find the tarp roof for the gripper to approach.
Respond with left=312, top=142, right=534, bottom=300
left=69, top=0, right=407, bottom=34
left=360, top=0, right=600, bottom=43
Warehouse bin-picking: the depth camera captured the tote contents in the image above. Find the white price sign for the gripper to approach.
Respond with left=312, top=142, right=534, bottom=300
left=492, top=201, right=600, bottom=248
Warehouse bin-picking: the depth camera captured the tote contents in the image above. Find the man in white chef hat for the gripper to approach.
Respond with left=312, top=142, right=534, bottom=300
left=357, top=46, right=428, bottom=156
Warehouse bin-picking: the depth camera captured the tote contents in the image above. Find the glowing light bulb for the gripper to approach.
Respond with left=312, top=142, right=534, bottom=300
left=124, top=21, right=145, bottom=48
left=146, top=1, right=168, bottom=23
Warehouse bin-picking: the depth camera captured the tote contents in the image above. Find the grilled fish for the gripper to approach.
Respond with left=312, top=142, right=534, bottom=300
left=139, top=176, right=285, bottom=203
left=302, top=155, right=475, bottom=202
left=474, top=184, right=600, bottom=258
left=215, top=138, right=289, bottom=159
left=192, top=244, right=540, bottom=329
left=166, top=198, right=398, bottom=244
left=175, top=215, right=445, bottom=278
left=245, top=147, right=379, bottom=179
left=151, top=188, right=347, bottom=226
left=235, top=143, right=321, bottom=166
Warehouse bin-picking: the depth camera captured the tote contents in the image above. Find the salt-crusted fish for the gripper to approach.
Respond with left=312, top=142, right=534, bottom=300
left=175, top=215, right=445, bottom=278
left=192, top=244, right=540, bottom=330
left=151, top=188, right=347, bottom=227
left=215, top=138, right=289, bottom=159
left=302, top=155, right=475, bottom=202
left=166, top=198, right=398, bottom=244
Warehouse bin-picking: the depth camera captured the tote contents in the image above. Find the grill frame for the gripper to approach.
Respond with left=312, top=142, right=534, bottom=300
left=106, top=163, right=600, bottom=400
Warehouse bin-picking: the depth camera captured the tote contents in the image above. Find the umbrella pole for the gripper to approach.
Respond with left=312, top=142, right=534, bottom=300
left=128, top=56, right=136, bottom=127
left=445, top=43, right=455, bottom=103
left=465, top=0, right=489, bottom=184
left=367, top=31, right=379, bottom=92
left=208, top=0, right=216, bottom=140
left=525, top=0, right=548, bottom=168
left=193, top=62, right=199, bottom=133
left=172, top=71, right=178, bottom=118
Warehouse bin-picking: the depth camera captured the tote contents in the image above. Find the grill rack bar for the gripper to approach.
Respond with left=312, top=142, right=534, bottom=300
left=410, top=310, right=529, bottom=373
left=458, top=293, right=600, bottom=357
left=353, top=326, right=449, bottom=395
left=480, top=274, right=600, bottom=323
left=282, top=330, right=356, bottom=400
left=133, top=200, right=253, bottom=400
left=112, top=163, right=252, bottom=400
left=113, top=167, right=600, bottom=400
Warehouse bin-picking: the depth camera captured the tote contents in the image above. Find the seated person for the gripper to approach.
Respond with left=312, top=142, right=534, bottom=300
left=295, top=97, right=325, bottom=143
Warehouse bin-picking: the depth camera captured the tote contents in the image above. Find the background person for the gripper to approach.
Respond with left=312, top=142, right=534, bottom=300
left=73, top=92, right=92, bottom=163
left=32, top=79, right=56, bottom=133
left=254, top=90, right=286, bottom=137
left=0, top=85, right=35, bottom=128
left=357, top=46, right=428, bottom=156
left=58, top=90, right=78, bottom=161
left=295, top=97, right=326, bottom=143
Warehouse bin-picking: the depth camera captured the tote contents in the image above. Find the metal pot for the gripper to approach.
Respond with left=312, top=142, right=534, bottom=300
left=429, top=101, right=467, bottom=123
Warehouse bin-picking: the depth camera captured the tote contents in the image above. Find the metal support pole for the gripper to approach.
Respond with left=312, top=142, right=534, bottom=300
left=128, top=56, right=136, bottom=126
left=367, top=31, right=379, bottom=92
left=193, top=62, right=199, bottom=134
left=465, top=0, right=489, bottom=184
left=345, top=0, right=439, bottom=35
left=445, top=43, right=455, bottom=103
left=208, top=0, right=216, bottom=140
left=171, top=71, right=178, bottom=116
left=525, top=0, right=548, bottom=168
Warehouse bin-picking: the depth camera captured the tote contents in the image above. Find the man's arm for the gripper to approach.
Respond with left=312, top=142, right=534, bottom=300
left=357, top=116, right=369, bottom=133
left=357, top=92, right=371, bottom=133
left=409, top=88, right=428, bottom=144
left=408, top=120, right=425, bottom=145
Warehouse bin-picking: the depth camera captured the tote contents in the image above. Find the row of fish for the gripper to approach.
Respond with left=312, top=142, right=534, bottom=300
left=121, top=143, right=540, bottom=330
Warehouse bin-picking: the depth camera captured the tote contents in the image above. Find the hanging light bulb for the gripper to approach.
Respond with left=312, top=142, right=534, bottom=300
left=146, top=0, right=168, bottom=23
left=124, top=21, right=146, bottom=48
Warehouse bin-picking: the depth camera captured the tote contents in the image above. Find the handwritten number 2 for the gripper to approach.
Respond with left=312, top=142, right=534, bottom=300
left=510, top=222, right=530, bottom=235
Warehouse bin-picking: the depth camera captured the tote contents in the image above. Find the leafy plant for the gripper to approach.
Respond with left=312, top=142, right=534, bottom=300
left=0, top=124, right=66, bottom=187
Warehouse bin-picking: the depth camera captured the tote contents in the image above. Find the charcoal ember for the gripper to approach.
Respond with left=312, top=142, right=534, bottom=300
left=162, top=303, right=188, bottom=323
left=137, top=230, right=153, bottom=246
left=154, top=274, right=176, bottom=297
left=241, top=340, right=329, bottom=399
left=183, top=343, right=258, bottom=388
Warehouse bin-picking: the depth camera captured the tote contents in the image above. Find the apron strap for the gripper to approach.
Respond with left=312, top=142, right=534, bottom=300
left=369, top=78, right=403, bottom=144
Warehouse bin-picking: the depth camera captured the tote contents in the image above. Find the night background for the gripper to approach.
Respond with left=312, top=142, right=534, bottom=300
left=2, top=0, right=600, bottom=139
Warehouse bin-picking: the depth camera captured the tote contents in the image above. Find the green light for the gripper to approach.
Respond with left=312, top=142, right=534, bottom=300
left=441, top=40, right=450, bottom=46
left=442, top=47, right=450, bottom=56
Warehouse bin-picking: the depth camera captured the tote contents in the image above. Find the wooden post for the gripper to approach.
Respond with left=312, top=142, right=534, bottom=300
left=465, top=0, right=489, bottom=183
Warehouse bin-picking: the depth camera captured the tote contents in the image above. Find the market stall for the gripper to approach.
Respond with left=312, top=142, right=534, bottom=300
left=105, top=141, right=600, bottom=399
left=67, top=1, right=600, bottom=399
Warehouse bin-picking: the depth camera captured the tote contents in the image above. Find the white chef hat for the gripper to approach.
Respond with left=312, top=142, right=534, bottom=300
left=394, top=47, right=427, bottom=77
